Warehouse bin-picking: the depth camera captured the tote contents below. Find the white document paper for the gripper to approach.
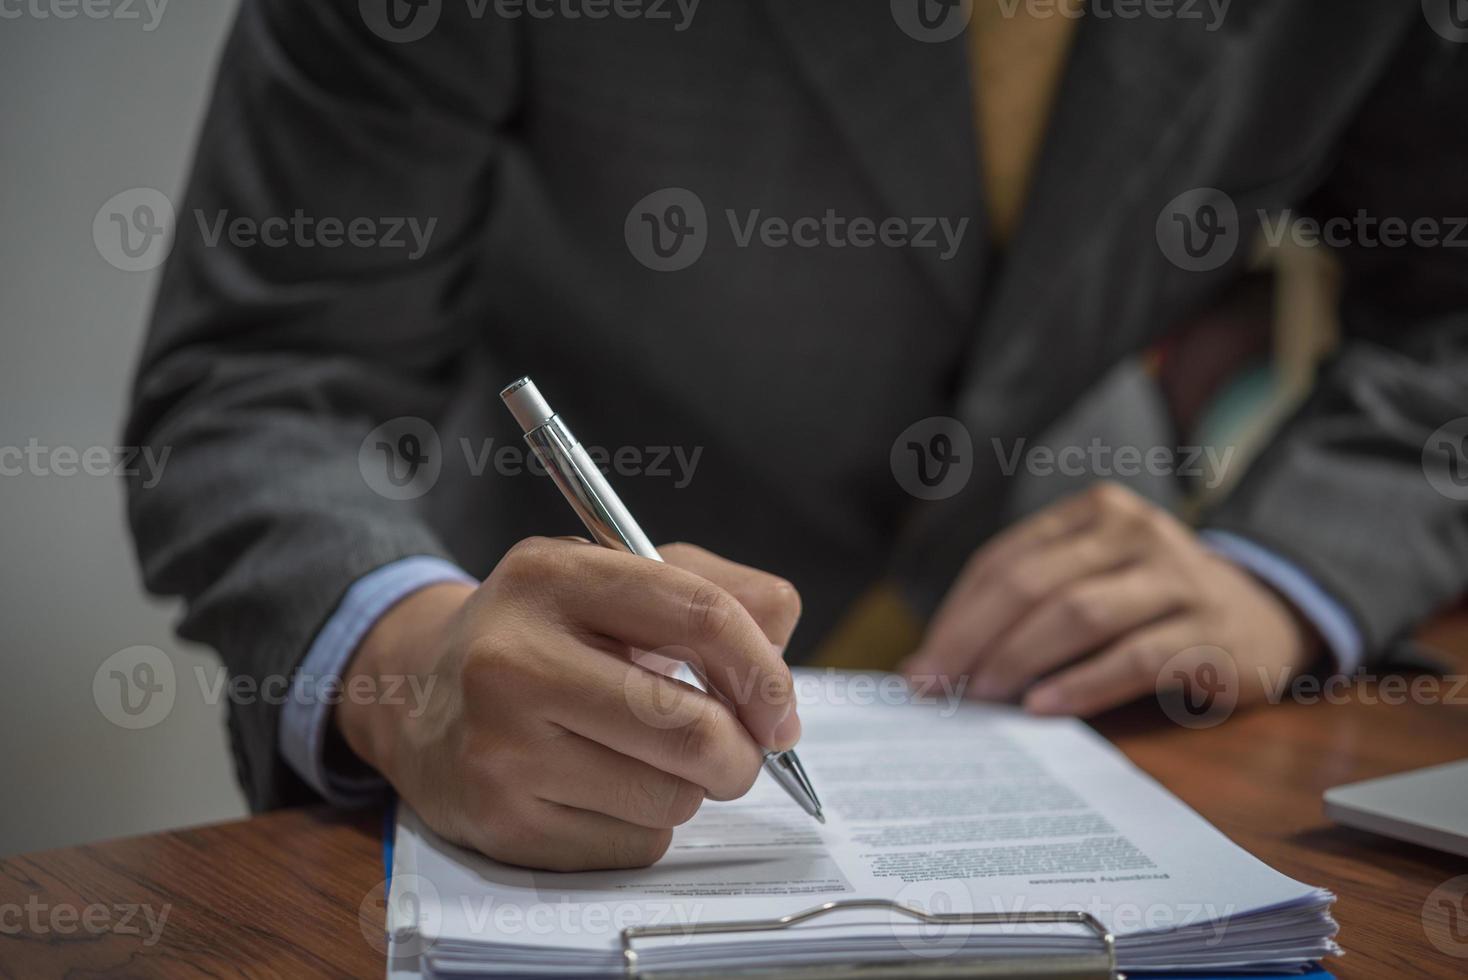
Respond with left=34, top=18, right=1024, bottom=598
left=387, top=670, right=1337, bottom=977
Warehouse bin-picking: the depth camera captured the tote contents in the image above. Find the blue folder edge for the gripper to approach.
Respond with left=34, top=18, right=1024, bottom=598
left=380, top=797, right=1332, bottom=978
left=1127, top=974, right=1338, bottom=979
left=1132, top=973, right=1333, bottom=979
left=383, top=796, right=396, bottom=880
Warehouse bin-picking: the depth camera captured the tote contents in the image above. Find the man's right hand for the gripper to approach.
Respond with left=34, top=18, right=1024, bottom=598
left=334, top=538, right=803, bottom=871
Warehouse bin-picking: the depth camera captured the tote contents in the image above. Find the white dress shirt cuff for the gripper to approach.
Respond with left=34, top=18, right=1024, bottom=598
left=277, top=556, right=476, bottom=806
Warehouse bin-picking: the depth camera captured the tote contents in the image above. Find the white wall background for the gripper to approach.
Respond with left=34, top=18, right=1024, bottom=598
left=0, top=1, right=248, bottom=855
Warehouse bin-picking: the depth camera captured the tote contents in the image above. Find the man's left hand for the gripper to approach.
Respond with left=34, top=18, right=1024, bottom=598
left=900, top=482, right=1322, bottom=717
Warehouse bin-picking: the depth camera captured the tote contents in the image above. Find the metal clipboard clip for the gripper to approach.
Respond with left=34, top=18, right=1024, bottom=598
left=621, top=898, right=1120, bottom=980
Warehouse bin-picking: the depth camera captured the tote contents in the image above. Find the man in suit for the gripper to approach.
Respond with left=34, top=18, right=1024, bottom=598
left=126, top=0, right=1468, bottom=870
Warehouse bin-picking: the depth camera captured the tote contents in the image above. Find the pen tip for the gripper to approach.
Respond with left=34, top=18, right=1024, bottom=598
left=815, top=811, right=826, bottom=825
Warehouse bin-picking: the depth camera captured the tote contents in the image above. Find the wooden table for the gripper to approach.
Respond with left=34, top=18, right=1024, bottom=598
left=4, top=640, right=1467, bottom=978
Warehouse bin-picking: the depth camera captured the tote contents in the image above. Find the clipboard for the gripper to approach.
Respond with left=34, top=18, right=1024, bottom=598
left=622, top=898, right=1116, bottom=979
left=380, top=800, right=1333, bottom=980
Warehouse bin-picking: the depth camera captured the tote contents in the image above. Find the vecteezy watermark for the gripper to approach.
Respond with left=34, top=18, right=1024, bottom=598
left=0, top=440, right=170, bottom=487
left=1423, top=0, right=1468, bottom=44
left=360, top=0, right=442, bottom=43
left=891, top=0, right=973, bottom=43
left=361, top=874, right=442, bottom=960
left=1423, top=875, right=1468, bottom=959
left=881, top=882, right=1235, bottom=956
left=457, top=896, right=704, bottom=941
left=468, top=440, right=702, bottom=488
left=1423, top=418, right=1468, bottom=501
left=1256, top=669, right=1468, bottom=709
left=95, top=192, right=439, bottom=268
left=192, top=209, right=437, bottom=260
left=0, top=897, right=171, bottom=947
left=888, top=880, right=981, bottom=959
left=93, top=646, right=177, bottom=730
left=1156, top=651, right=1468, bottom=728
left=894, top=0, right=1229, bottom=43
left=94, top=645, right=438, bottom=731
left=1155, top=187, right=1240, bottom=272
left=625, top=188, right=709, bottom=272
left=358, top=416, right=704, bottom=500
left=891, top=417, right=974, bottom=500
left=492, top=0, right=699, bottom=29
left=362, top=874, right=705, bottom=961
left=625, top=188, right=971, bottom=272
left=0, top=0, right=169, bottom=30
left=726, top=210, right=968, bottom=260
left=624, top=659, right=971, bottom=732
left=984, top=894, right=1235, bottom=948
left=1160, top=188, right=1468, bottom=271
left=359, top=417, right=445, bottom=501
left=94, top=187, right=175, bottom=272
left=991, top=437, right=1237, bottom=490
left=359, top=0, right=698, bottom=44
left=792, top=670, right=969, bottom=713
left=995, top=0, right=1229, bottom=29
left=1259, top=209, right=1468, bottom=251
left=1154, top=645, right=1239, bottom=729
left=195, top=666, right=438, bottom=717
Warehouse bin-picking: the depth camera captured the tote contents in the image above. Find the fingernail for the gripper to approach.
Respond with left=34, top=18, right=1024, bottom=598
left=771, top=704, right=802, bottom=750
left=1025, top=687, right=1066, bottom=714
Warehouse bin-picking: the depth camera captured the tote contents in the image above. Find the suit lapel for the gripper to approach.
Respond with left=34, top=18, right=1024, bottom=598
left=957, top=9, right=1250, bottom=421
left=760, top=0, right=986, bottom=326
left=759, top=2, right=1248, bottom=368
left=759, top=1, right=1275, bottom=403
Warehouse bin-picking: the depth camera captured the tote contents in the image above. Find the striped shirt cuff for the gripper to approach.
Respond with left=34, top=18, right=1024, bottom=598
left=278, top=556, right=476, bottom=806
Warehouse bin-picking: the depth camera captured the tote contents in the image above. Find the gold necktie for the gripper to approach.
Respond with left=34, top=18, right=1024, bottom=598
left=809, top=3, right=1081, bottom=669
left=972, top=0, right=1083, bottom=246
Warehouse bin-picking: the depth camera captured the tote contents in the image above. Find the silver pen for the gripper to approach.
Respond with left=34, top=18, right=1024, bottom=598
left=500, top=376, right=825, bottom=824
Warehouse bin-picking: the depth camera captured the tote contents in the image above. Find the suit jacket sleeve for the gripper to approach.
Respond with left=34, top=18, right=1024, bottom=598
left=123, top=0, right=517, bottom=809
left=1203, top=23, right=1468, bottom=665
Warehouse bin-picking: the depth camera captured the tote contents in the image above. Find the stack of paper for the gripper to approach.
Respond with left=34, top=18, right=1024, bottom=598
left=385, top=670, right=1338, bottom=977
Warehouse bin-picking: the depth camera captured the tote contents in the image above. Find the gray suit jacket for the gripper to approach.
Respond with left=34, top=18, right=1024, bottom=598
left=126, top=0, right=1468, bottom=809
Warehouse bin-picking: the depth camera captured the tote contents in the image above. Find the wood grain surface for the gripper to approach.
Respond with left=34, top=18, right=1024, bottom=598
left=3, top=627, right=1466, bottom=978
